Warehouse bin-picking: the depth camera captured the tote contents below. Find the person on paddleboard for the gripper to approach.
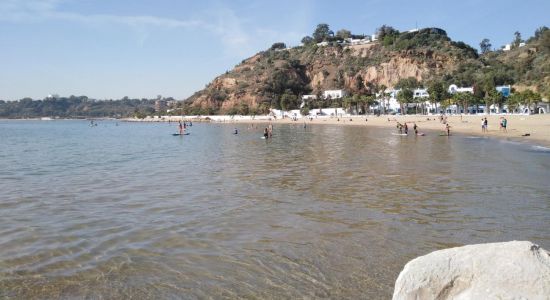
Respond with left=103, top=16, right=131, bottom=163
left=178, top=121, right=183, bottom=134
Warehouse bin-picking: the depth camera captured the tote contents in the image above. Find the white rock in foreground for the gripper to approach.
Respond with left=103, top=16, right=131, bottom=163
left=393, top=241, right=550, bottom=300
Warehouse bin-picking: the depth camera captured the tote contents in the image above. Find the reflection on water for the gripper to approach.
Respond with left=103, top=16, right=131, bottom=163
left=1, top=120, right=549, bottom=299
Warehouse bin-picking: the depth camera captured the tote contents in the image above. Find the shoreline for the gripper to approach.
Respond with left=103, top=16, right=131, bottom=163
left=123, top=114, right=550, bottom=147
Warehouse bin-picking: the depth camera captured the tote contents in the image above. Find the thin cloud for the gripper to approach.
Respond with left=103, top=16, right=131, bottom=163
left=0, top=0, right=255, bottom=54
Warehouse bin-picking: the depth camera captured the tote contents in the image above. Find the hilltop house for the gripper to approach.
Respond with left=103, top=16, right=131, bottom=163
left=323, top=90, right=347, bottom=99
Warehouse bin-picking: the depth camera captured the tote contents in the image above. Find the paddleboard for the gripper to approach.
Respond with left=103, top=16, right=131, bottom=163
left=416, top=133, right=425, bottom=136
left=172, top=133, right=190, bottom=136
left=392, top=133, right=408, bottom=136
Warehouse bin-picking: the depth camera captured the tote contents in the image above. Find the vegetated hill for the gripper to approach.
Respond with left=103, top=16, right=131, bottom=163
left=490, top=29, right=550, bottom=97
left=183, top=26, right=550, bottom=115
left=183, top=27, right=480, bottom=114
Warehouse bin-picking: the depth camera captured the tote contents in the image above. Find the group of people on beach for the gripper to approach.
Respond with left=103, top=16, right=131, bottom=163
left=499, top=117, right=508, bottom=132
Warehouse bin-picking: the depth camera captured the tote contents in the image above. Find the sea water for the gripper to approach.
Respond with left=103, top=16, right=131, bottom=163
left=1, top=120, right=549, bottom=298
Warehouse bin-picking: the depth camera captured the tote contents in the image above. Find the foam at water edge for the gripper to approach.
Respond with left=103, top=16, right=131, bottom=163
left=531, top=145, right=550, bottom=152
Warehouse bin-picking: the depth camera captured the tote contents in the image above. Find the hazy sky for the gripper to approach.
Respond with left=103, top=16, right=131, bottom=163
left=1, top=0, right=548, bottom=100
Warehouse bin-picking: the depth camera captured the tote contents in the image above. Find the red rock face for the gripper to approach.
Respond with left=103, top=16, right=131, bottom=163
left=185, top=42, right=468, bottom=113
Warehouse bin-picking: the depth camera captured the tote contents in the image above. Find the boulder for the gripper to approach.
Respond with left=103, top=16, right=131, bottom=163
left=393, top=241, right=550, bottom=299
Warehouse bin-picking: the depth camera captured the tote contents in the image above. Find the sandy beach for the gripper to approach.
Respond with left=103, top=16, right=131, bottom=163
left=127, top=114, right=550, bottom=147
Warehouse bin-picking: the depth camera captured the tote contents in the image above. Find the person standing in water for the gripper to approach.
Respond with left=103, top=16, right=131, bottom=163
left=404, top=123, right=409, bottom=135
left=413, top=123, right=418, bottom=135
left=178, top=121, right=183, bottom=134
left=268, top=124, right=273, bottom=138
left=263, top=128, right=269, bottom=139
left=445, top=123, right=451, bottom=136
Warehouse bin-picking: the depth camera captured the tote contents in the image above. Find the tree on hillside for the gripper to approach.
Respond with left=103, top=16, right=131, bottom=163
left=376, top=25, right=399, bottom=39
left=313, top=24, right=334, bottom=43
left=301, top=36, right=314, bottom=45
left=270, top=42, right=286, bottom=50
left=513, top=31, right=523, bottom=48
left=533, top=26, right=549, bottom=40
left=480, top=38, right=492, bottom=54
left=355, top=74, right=365, bottom=94
left=540, top=30, right=550, bottom=52
left=395, top=77, right=420, bottom=90
left=376, top=25, right=399, bottom=47
left=336, top=29, right=352, bottom=40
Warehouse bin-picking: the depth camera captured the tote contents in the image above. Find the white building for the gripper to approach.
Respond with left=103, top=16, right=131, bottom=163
left=345, top=37, right=371, bottom=45
left=413, top=88, right=429, bottom=99
left=448, top=84, right=474, bottom=94
left=503, top=44, right=511, bottom=51
left=316, top=41, right=329, bottom=47
left=301, top=95, right=317, bottom=100
left=323, top=90, right=347, bottom=99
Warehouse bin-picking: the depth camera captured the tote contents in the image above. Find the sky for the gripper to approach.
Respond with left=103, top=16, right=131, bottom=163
left=1, top=0, right=549, bottom=100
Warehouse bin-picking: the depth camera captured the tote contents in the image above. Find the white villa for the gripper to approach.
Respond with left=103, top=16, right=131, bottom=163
left=324, top=90, right=347, bottom=99
left=448, top=84, right=474, bottom=94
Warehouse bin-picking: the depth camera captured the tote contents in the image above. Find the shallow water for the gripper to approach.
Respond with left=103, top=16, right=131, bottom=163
left=1, top=120, right=549, bottom=299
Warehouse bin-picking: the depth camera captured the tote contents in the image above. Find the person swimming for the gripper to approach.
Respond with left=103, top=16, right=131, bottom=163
left=234, top=128, right=238, bottom=134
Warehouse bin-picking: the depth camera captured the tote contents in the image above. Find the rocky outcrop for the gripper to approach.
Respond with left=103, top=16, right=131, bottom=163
left=393, top=241, right=550, bottom=300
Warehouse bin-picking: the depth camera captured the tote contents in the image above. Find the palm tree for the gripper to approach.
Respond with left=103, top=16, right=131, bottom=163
left=397, top=88, right=413, bottom=115
left=378, top=84, right=387, bottom=114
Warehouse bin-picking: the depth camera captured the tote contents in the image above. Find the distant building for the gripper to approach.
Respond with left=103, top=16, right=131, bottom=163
left=503, top=44, right=511, bottom=51
left=155, top=100, right=167, bottom=112
left=316, top=41, right=329, bottom=47
left=448, top=84, right=474, bottom=94
left=345, top=37, right=371, bottom=45
left=301, top=95, right=317, bottom=100
left=413, top=88, right=429, bottom=99
left=519, top=42, right=526, bottom=47
left=323, top=90, right=347, bottom=99
left=496, top=85, right=511, bottom=97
